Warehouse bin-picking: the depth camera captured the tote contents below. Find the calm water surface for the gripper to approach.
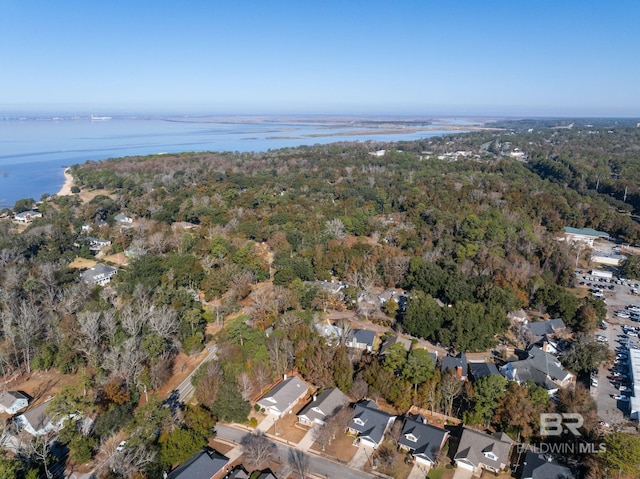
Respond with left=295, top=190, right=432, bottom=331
left=0, top=118, right=466, bottom=208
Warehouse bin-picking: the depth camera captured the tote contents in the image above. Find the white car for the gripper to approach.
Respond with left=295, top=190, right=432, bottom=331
left=116, top=441, right=127, bottom=452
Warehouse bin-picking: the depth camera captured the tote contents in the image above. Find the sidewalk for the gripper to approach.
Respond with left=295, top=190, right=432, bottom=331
left=297, top=424, right=318, bottom=452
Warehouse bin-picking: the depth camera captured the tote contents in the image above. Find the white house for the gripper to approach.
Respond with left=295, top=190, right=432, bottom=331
left=0, top=391, right=29, bottom=415
left=257, top=376, right=308, bottom=418
left=13, top=210, right=42, bottom=224
left=15, top=400, right=71, bottom=436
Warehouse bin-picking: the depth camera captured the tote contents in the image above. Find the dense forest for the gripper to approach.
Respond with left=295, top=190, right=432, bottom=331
left=1, top=120, right=639, bottom=477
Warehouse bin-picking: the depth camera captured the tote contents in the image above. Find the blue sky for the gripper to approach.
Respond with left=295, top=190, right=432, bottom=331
left=2, top=1, right=639, bottom=116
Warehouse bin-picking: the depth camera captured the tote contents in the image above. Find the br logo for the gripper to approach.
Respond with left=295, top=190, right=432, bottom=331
left=540, top=413, right=584, bottom=437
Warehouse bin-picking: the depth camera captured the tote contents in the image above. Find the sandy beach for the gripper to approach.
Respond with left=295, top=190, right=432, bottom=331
left=56, top=168, right=75, bottom=196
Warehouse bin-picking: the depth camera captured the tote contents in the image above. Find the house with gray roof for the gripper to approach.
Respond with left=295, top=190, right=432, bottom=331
left=15, top=399, right=72, bottom=436
left=0, top=391, right=29, bottom=415
left=167, top=448, right=229, bottom=479
left=225, top=466, right=249, bottom=479
left=379, top=335, right=412, bottom=356
left=114, top=213, right=133, bottom=226
left=13, top=210, right=42, bottom=224
left=80, top=264, right=118, bottom=286
left=257, top=376, right=308, bottom=418
left=348, top=400, right=396, bottom=449
left=347, top=329, right=376, bottom=352
left=297, top=387, right=348, bottom=426
left=522, top=451, right=576, bottom=479
left=85, top=236, right=112, bottom=252
left=454, top=428, right=514, bottom=475
left=500, top=345, right=573, bottom=395
left=524, top=318, right=566, bottom=343
left=441, top=353, right=468, bottom=380
left=398, top=415, right=449, bottom=467
left=468, top=362, right=500, bottom=381
left=315, top=322, right=343, bottom=346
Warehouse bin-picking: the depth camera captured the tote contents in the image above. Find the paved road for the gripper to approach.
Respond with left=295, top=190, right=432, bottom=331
left=173, top=345, right=217, bottom=403
left=215, top=424, right=374, bottom=479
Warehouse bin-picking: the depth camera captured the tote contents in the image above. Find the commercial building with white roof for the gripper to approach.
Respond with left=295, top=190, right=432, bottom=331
left=628, top=348, right=640, bottom=420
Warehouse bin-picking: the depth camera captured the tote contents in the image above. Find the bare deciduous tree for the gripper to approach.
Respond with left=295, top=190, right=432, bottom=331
left=240, top=431, right=276, bottom=470
left=288, top=449, right=310, bottom=478
left=237, top=371, right=254, bottom=401
left=325, top=218, right=346, bottom=239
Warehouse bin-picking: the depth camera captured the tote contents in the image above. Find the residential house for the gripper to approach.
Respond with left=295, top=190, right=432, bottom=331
left=468, top=362, right=500, bottom=381
left=441, top=353, right=468, bottom=380
left=379, top=335, right=412, bottom=356
left=15, top=400, right=71, bottom=436
left=315, top=322, right=343, bottom=346
left=524, top=318, right=566, bottom=343
left=167, top=448, right=229, bottom=479
left=348, top=400, right=396, bottom=449
left=13, top=210, right=42, bottom=224
left=500, top=346, right=574, bottom=395
left=257, top=376, right=308, bottom=418
left=224, top=466, right=249, bottom=479
left=507, top=309, right=528, bottom=323
left=297, top=388, right=348, bottom=426
left=0, top=391, right=29, bottom=415
left=454, top=428, right=514, bottom=475
left=81, top=264, right=118, bottom=286
left=86, top=236, right=112, bottom=252
left=171, top=221, right=198, bottom=231
left=347, top=329, right=376, bottom=352
left=521, top=451, right=576, bottom=479
left=398, top=415, right=449, bottom=468
left=252, top=470, right=278, bottom=479
left=114, top=213, right=133, bottom=226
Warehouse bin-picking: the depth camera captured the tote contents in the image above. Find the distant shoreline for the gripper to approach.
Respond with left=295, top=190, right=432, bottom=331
left=56, top=168, right=74, bottom=196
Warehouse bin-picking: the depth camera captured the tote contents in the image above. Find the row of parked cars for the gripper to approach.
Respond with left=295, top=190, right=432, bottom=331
left=609, top=328, right=636, bottom=403
left=615, top=305, right=640, bottom=321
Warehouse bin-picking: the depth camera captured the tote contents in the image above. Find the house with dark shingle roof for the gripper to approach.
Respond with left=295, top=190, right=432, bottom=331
left=524, top=318, right=566, bottom=343
left=500, top=345, right=573, bottom=395
left=468, top=362, right=500, bottom=381
left=257, top=376, right=308, bottom=418
left=521, top=451, right=577, bottom=479
left=454, top=428, right=514, bottom=475
left=398, top=415, right=449, bottom=467
left=166, top=448, right=229, bottom=479
left=441, top=353, right=468, bottom=380
left=348, top=400, right=396, bottom=449
left=297, top=387, right=348, bottom=426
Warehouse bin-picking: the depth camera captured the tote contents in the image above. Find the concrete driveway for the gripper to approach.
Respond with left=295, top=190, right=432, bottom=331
left=452, top=466, right=474, bottom=479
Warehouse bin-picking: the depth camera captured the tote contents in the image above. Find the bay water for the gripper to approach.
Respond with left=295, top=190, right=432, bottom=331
left=0, top=117, right=466, bottom=208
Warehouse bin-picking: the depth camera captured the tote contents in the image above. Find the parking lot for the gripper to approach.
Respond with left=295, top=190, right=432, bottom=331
left=579, top=271, right=640, bottom=428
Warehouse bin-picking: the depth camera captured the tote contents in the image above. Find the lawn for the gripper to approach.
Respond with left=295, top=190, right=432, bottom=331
left=264, top=406, right=309, bottom=443
left=310, top=431, right=358, bottom=463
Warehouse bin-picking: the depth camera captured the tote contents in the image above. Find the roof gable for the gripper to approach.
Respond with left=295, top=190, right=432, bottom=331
left=167, top=448, right=229, bottom=479
left=297, top=388, right=347, bottom=422
left=258, top=376, right=308, bottom=412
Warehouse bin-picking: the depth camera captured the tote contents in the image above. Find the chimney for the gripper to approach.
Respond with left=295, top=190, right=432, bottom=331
left=456, top=366, right=462, bottom=378
left=542, top=341, right=548, bottom=352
